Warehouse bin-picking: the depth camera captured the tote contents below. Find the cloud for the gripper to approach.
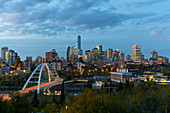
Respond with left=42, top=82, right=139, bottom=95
left=132, top=0, right=167, bottom=6
left=0, top=0, right=158, bottom=38
left=150, top=31, right=159, bottom=37
left=144, top=26, right=154, bottom=30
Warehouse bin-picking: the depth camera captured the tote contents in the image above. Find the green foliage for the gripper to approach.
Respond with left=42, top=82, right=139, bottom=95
left=62, top=83, right=170, bottom=113
left=11, top=93, right=31, bottom=113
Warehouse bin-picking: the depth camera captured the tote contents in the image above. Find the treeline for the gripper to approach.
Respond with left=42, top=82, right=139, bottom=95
left=62, top=82, right=170, bottom=113
left=0, top=92, right=62, bottom=113
left=0, top=74, right=30, bottom=87
left=0, top=82, right=169, bottom=113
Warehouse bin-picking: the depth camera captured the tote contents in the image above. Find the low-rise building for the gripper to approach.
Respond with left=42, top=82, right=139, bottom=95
left=111, top=69, right=132, bottom=83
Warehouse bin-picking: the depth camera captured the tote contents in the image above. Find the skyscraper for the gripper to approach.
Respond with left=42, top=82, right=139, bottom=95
left=67, top=46, right=70, bottom=61
left=6, top=49, right=15, bottom=66
left=77, top=35, right=81, bottom=50
left=119, top=53, right=125, bottom=61
left=77, top=35, right=81, bottom=55
left=150, top=51, right=158, bottom=60
left=45, top=52, right=52, bottom=62
left=106, top=48, right=113, bottom=64
left=96, top=45, right=102, bottom=60
left=132, top=45, right=142, bottom=62
left=1, top=47, right=8, bottom=61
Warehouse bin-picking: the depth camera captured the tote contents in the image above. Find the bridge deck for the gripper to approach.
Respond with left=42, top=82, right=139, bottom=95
left=19, top=79, right=61, bottom=93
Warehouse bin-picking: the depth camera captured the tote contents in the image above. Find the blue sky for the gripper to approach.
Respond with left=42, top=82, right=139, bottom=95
left=0, top=0, right=170, bottom=60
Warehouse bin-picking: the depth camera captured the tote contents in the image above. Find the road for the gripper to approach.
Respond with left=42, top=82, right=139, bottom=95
left=43, top=80, right=75, bottom=95
left=19, top=79, right=61, bottom=93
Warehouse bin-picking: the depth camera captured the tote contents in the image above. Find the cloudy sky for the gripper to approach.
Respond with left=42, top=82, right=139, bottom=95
left=0, top=0, right=170, bottom=60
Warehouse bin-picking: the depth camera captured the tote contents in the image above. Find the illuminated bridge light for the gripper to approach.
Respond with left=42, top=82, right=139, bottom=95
left=20, top=63, right=61, bottom=94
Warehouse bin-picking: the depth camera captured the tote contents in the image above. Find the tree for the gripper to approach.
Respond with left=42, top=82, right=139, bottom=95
left=61, top=81, right=65, bottom=106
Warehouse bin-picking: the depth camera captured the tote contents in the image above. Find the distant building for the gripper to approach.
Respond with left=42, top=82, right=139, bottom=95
left=67, top=46, right=70, bottom=61
left=112, top=50, right=120, bottom=65
left=14, top=53, right=21, bottom=67
left=57, top=61, right=62, bottom=70
left=35, top=56, right=42, bottom=64
left=77, top=62, right=82, bottom=71
left=83, top=55, right=89, bottom=63
left=6, top=49, right=15, bottom=66
left=69, top=53, right=78, bottom=66
left=111, top=69, right=132, bottom=83
left=60, top=57, right=68, bottom=67
left=125, top=55, right=132, bottom=61
left=84, top=50, right=90, bottom=62
left=77, top=35, right=81, bottom=55
left=119, top=53, right=125, bottom=61
left=158, top=56, right=169, bottom=65
left=45, top=52, right=52, bottom=62
left=150, top=51, right=158, bottom=60
left=132, top=45, right=142, bottom=62
left=25, top=56, right=32, bottom=70
left=77, top=35, right=81, bottom=50
left=1, top=47, right=8, bottom=61
left=106, top=49, right=113, bottom=64
left=96, top=45, right=102, bottom=60
left=89, top=48, right=98, bottom=64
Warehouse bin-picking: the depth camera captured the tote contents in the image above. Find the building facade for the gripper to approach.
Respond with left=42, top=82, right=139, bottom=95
left=132, top=45, right=142, bottom=62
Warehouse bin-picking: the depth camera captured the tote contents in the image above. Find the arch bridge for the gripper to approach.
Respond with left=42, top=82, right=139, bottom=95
left=20, top=63, right=62, bottom=94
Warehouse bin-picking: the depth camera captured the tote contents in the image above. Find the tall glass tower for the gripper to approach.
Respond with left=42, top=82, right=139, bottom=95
left=96, top=45, right=102, bottom=60
left=1, top=47, right=8, bottom=60
left=77, top=35, right=81, bottom=55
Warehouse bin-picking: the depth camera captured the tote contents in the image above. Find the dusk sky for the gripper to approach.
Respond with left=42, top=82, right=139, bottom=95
left=0, top=0, right=170, bottom=60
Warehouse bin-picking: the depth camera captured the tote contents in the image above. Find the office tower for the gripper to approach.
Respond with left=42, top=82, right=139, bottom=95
left=96, top=45, right=102, bottom=60
left=52, top=52, right=58, bottom=61
left=25, top=56, right=32, bottom=70
left=85, top=50, right=90, bottom=55
left=1, top=47, right=8, bottom=60
left=69, top=46, right=78, bottom=65
left=77, top=35, right=81, bottom=50
left=126, top=55, right=132, bottom=61
left=26, top=56, right=32, bottom=62
left=142, top=54, right=144, bottom=61
left=67, top=46, right=70, bottom=61
left=60, top=57, right=64, bottom=60
left=14, top=53, right=20, bottom=66
left=70, top=46, right=77, bottom=55
left=158, top=56, right=169, bottom=65
left=77, top=35, right=81, bottom=55
left=132, top=45, right=142, bottom=62
left=84, top=50, right=90, bottom=62
left=116, top=49, right=120, bottom=53
left=112, top=51, right=118, bottom=65
left=35, top=56, right=42, bottom=64
left=119, top=53, right=125, bottom=61
left=6, top=49, right=15, bottom=66
left=83, top=55, right=88, bottom=63
left=51, top=49, right=56, bottom=53
left=106, top=49, right=113, bottom=64
left=89, top=48, right=98, bottom=64
left=69, top=53, right=78, bottom=66
left=23, top=56, right=32, bottom=70
left=45, top=52, right=52, bottom=62
left=150, top=51, right=158, bottom=60
left=51, top=49, right=59, bottom=61
left=78, top=49, right=83, bottom=62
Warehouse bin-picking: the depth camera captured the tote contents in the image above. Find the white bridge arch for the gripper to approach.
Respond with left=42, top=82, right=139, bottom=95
left=22, top=63, right=61, bottom=94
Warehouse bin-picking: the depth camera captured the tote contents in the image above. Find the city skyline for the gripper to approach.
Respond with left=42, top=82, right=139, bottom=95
left=0, top=37, right=169, bottom=61
left=0, top=0, right=169, bottom=59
